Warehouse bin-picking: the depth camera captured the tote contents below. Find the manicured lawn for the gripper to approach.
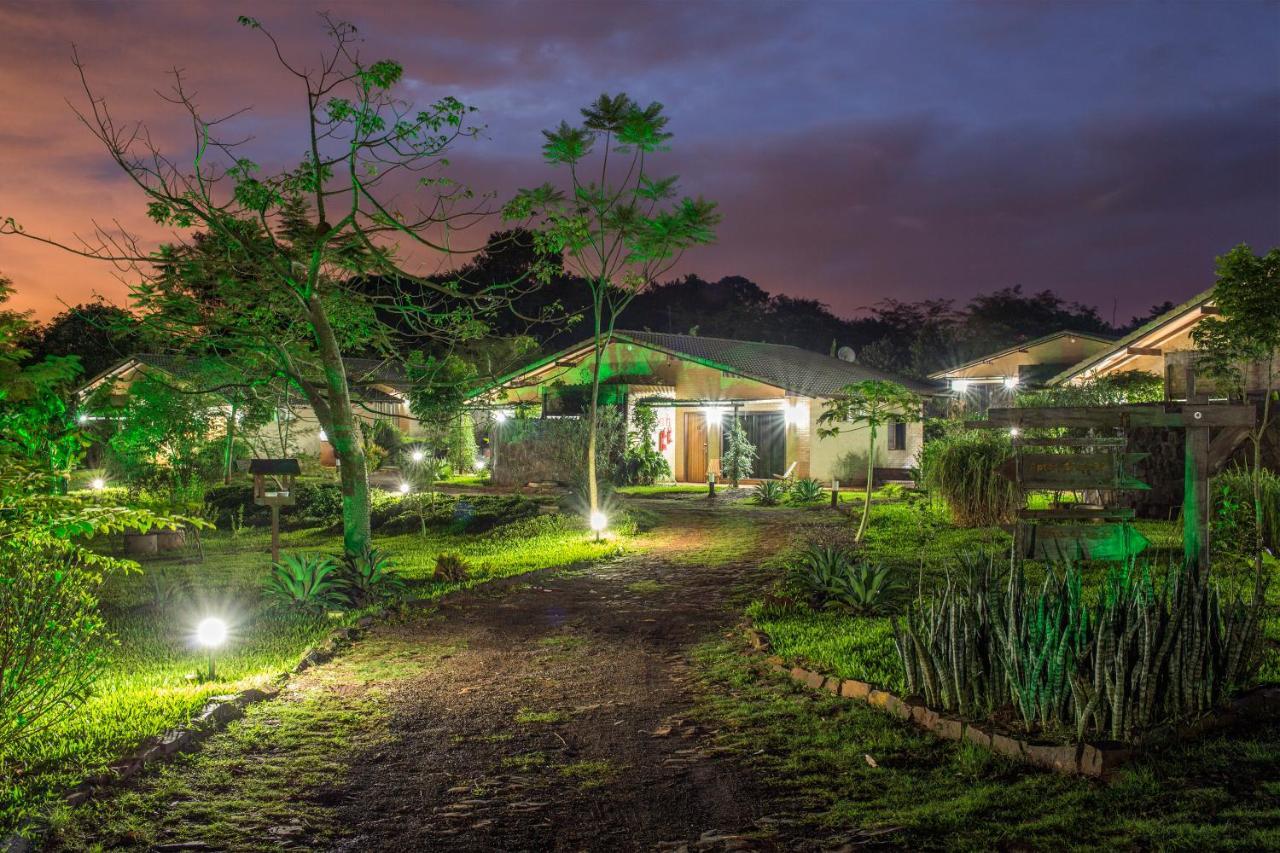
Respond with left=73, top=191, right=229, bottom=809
left=1, top=511, right=631, bottom=837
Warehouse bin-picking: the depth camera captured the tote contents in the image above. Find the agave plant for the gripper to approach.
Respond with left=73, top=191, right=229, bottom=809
left=338, top=546, right=407, bottom=606
left=264, top=553, right=346, bottom=611
left=788, top=477, right=825, bottom=504
left=432, top=552, right=469, bottom=583
left=825, top=562, right=903, bottom=615
left=754, top=479, right=787, bottom=506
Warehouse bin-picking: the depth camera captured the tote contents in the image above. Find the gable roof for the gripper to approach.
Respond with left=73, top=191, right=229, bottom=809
left=929, top=330, right=1115, bottom=380
left=1048, top=289, right=1214, bottom=385
left=475, top=331, right=939, bottom=399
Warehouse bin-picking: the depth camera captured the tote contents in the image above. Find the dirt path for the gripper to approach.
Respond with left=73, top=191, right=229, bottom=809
left=54, top=502, right=817, bottom=852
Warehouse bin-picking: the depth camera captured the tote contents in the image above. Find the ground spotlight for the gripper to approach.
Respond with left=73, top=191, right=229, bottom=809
left=196, top=617, right=228, bottom=680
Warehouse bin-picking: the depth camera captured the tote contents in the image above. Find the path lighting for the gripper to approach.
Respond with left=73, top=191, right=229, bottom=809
left=77, top=413, right=89, bottom=424
left=590, top=510, right=607, bottom=542
left=494, top=410, right=509, bottom=423
left=196, top=617, right=228, bottom=681
left=90, top=477, right=106, bottom=491
left=399, top=481, right=412, bottom=495
left=1009, top=427, right=1021, bottom=437
left=411, top=449, right=425, bottom=462
left=474, top=458, right=486, bottom=470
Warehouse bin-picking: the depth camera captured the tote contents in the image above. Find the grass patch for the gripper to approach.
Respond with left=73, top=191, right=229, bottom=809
left=747, top=605, right=902, bottom=692
left=691, top=639, right=1280, bottom=849
left=558, top=759, right=618, bottom=789
left=2, top=510, right=633, bottom=837
left=616, top=484, right=708, bottom=496
left=514, top=708, right=569, bottom=725
left=626, top=579, right=666, bottom=594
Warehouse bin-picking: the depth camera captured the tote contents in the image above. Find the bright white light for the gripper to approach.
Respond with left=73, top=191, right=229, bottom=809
left=474, top=458, right=486, bottom=470
left=590, top=511, right=607, bottom=532
left=90, top=477, right=106, bottom=491
left=399, top=481, right=412, bottom=494
left=318, top=428, right=328, bottom=442
left=952, top=379, right=971, bottom=393
left=77, top=413, right=89, bottom=424
left=1003, top=376, right=1019, bottom=390
left=702, top=406, right=724, bottom=424
left=411, top=449, right=425, bottom=462
left=495, top=410, right=511, bottom=423
left=196, top=617, right=228, bottom=648
left=1009, top=427, right=1020, bottom=437
left=784, top=403, right=806, bottom=426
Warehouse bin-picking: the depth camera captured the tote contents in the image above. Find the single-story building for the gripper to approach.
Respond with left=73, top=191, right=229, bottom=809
left=469, top=331, right=939, bottom=486
left=931, top=330, right=1114, bottom=413
left=1048, top=289, right=1280, bottom=401
left=76, top=353, right=421, bottom=465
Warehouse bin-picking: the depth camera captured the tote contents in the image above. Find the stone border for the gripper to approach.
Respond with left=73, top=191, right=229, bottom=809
left=744, top=621, right=1280, bottom=779
left=3, top=613, right=386, bottom=852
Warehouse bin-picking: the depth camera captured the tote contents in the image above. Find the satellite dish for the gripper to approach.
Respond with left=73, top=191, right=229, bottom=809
left=836, top=346, right=857, bottom=363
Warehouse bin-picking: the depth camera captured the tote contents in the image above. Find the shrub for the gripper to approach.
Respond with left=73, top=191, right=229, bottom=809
left=338, top=547, right=406, bottom=606
left=0, top=536, right=108, bottom=754
left=921, top=431, right=1018, bottom=527
left=264, top=553, right=346, bottom=612
left=1213, top=466, right=1280, bottom=555
left=791, top=545, right=902, bottom=615
left=721, top=417, right=757, bottom=488
left=293, top=481, right=344, bottom=523
left=432, top=552, right=470, bottom=583
left=754, top=479, right=786, bottom=506
left=788, top=477, right=825, bottom=504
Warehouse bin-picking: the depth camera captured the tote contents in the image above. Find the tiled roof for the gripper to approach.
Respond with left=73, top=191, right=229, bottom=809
left=613, top=331, right=939, bottom=397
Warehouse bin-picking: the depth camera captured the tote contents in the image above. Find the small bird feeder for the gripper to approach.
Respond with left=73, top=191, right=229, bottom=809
left=249, top=458, right=301, bottom=563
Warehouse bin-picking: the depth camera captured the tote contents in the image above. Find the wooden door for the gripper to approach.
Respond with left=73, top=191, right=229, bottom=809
left=683, top=412, right=708, bottom=483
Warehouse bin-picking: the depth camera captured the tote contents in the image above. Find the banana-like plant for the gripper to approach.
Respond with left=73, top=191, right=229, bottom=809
left=754, top=479, right=787, bottom=506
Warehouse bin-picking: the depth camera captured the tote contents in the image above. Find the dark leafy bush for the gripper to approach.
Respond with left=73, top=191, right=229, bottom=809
left=204, top=483, right=266, bottom=528
left=292, top=481, right=344, bottom=523
left=0, top=536, right=108, bottom=753
left=264, top=553, right=346, bottom=612
left=791, top=545, right=903, bottom=615
left=432, top=552, right=470, bottom=583
left=1213, top=466, right=1280, bottom=556
left=754, top=479, right=786, bottom=506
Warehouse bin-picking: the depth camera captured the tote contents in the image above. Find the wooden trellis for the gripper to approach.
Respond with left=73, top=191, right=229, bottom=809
left=978, top=403, right=1256, bottom=568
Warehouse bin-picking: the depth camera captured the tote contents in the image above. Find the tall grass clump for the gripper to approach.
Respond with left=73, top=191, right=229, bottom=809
left=920, top=431, right=1018, bottom=527
left=1213, top=465, right=1280, bottom=554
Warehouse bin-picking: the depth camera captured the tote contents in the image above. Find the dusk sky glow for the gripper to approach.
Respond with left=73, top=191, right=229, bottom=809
left=1, top=0, right=1277, bottom=323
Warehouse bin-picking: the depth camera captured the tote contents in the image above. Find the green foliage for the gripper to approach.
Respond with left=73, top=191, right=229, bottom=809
left=1213, top=466, right=1280, bottom=555
left=788, top=477, right=825, bottom=504
left=622, top=404, right=671, bottom=486
left=1016, top=370, right=1164, bottom=407
left=0, top=535, right=108, bottom=756
left=721, top=417, right=756, bottom=487
left=337, top=547, right=406, bottom=607
left=920, top=430, right=1018, bottom=527
left=264, top=553, right=346, bottom=612
left=753, top=479, right=786, bottom=506
left=431, top=552, right=470, bottom=583
left=894, top=556, right=1267, bottom=741
left=445, top=412, right=478, bottom=475
left=1192, top=244, right=1280, bottom=396
left=791, top=545, right=903, bottom=616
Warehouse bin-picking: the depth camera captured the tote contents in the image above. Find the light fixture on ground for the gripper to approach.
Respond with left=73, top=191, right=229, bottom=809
left=494, top=410, right=509, bottom=423
left=474, top=457, right=486, bottom=470
left=90, top=477, right=106, bottom=490
left=590, top=510, right=607, bottom=541
left=196, top=617, right=228, bottom=681
left=399, top=481, right=412, bottom=494
left=410, top=449, right=425, bottom=462
left=1009, top=427, right=1021, bottom=437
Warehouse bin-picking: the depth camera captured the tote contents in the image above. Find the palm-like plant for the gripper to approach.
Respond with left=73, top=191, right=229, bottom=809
left=264, top=553, right=346, bottom=611
left=788, top=477, right=825, bottom=504
left=339, top=547, right=407, bottom=606
left=754, top=479, right=787, bottom=506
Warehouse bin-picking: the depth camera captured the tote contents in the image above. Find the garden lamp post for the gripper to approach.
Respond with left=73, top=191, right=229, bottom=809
left=590, top=510, right=607, bottom=542
left=196, top=616, right=228, bottom=681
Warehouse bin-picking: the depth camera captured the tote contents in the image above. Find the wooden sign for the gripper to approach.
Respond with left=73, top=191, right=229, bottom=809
left=996, top=452, right=1149, bottom=491
left=1022, top=523, right=1150, bottom=563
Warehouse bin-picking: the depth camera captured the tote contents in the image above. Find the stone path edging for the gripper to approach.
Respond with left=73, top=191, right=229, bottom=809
left=3, top=611, right=386, bottom=852
left=743, top=620, right=1280, bottom=779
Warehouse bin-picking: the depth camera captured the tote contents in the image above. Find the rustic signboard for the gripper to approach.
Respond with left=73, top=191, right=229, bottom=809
left=995, top=452, right=1149, bottom=491
left=1021, top=522, right=1151, bottom=563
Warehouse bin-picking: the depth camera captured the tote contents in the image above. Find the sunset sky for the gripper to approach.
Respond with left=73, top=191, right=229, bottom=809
left=1, top=0, right=1277, bottom=323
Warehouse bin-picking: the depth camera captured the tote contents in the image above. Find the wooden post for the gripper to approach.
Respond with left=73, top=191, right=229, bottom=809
left=270, top=504, right=281, bottom=564
left=1184, top=423, right=1211, bottom=571
left=831, top=479, right=840, bottom=509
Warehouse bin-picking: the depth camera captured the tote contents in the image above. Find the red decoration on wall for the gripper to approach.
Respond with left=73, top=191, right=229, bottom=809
left=658, top=428, right=672, bottom=451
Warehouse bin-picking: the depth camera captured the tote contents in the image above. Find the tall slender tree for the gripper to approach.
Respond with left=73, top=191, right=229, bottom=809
left=505, top=94, right=719, bottom=519
left=1, top=16, right=537, bottom=557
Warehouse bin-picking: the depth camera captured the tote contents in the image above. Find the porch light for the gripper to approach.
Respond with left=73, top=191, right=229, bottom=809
left=90, top=477, right=106, bottom=491
left=702, top=406, right=724, bottom=425
left=784, top=403, right=806, bottom=426
left=1003, top=376, right=1019, bottom=390
left=952, top=379, right=971, bottom=393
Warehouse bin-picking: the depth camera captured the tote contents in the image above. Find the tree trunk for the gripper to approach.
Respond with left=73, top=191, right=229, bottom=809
left=856, top=422, right=876, bottom=542
left=309, top=296, right=371, bottom=558
left=585, top=290, right=606, bottom=515
left=223, top=396, right=237, bottom=485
